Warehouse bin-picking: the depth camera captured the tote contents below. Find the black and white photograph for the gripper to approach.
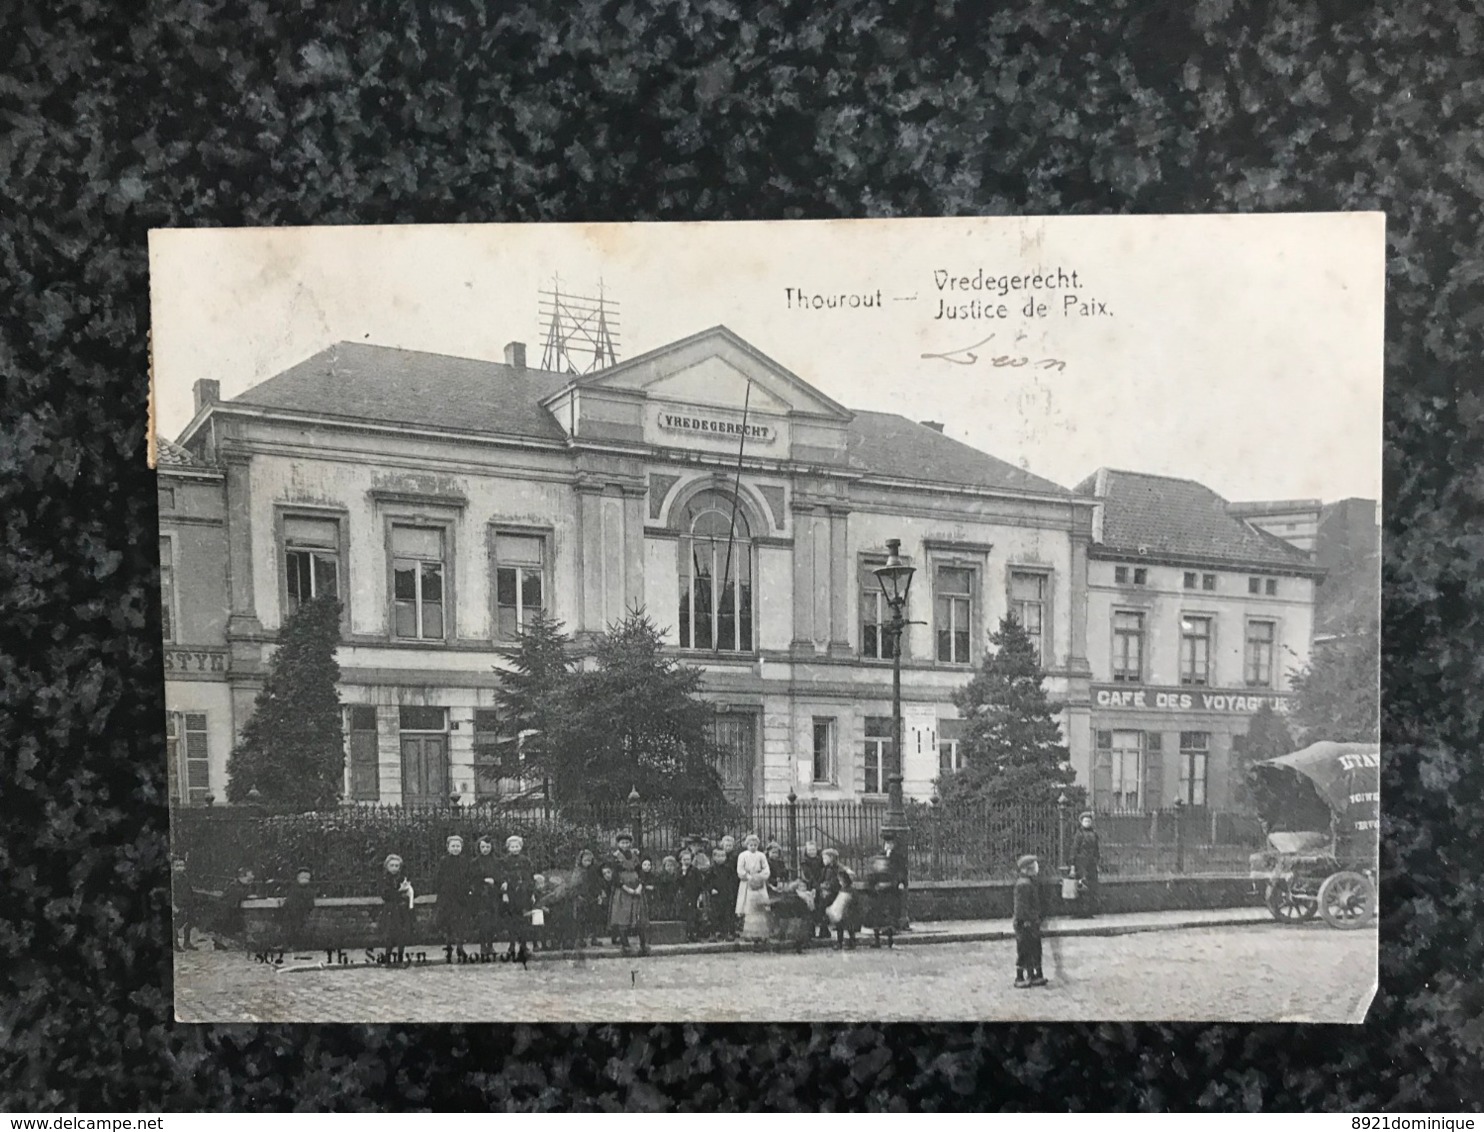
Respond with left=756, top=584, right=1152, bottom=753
left=150, top=215, right=1382, bottom=1023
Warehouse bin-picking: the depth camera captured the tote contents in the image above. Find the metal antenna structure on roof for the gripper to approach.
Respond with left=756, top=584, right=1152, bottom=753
left=538, top=276, right=621, bottom=375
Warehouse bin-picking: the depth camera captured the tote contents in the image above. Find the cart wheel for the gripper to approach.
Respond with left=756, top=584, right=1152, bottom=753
left=1265, top=881, right=1317, bottom=923
left=1317, top=871, right=1375, bottom=929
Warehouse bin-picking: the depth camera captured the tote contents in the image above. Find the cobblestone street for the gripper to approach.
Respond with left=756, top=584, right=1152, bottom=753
left=174, top=921, right=1376, bottom=1023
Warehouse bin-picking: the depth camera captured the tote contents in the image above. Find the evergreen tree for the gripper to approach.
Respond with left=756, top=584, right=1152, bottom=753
left=938, top=615, right=1078, bottom=806
left=225, top=596, right=344, bottom=809
left=1288, top=619, right=1380, bottom=744
left=488, top=609, right=575, bottom=793
left=1232, top=701, right=1295, bottom=811
left=561, top=609, right=725, bottom=804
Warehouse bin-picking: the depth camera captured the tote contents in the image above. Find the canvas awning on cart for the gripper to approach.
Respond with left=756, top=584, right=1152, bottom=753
left=1255, top=742, right=1380, bottom=842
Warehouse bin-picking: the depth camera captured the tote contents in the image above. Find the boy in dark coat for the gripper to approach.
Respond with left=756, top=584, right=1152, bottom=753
left=378, top=854, right=415, bottom=963
left=799, top=841, right=827, bottom=939
left=279, top=866, right=317, bottom=952
left=882, top=831, right=910, bottom=931
left=171, top=856, right=199, bottom=951
left=434, top=834, right=473, bottom=959
left=1013, top=854, right=1047, bottom=987
left=710, top=844, right=738, bottom=940
left=215, top=865, right=257, bottom=949
left=687, top=850, right=715, bottom=940
left=1069, top=811, right=1101, bottom=918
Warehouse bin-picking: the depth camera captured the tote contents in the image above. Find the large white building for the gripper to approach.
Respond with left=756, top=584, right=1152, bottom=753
left=165, top=326, right=1099, bottom=807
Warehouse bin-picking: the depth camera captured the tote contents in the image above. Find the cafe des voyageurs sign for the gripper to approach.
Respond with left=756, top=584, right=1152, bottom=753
left=1093, top=684, right=1290, bottom=714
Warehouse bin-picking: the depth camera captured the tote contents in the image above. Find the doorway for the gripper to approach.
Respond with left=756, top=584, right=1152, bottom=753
left=399, top=705, right=449, bottom=803
left=709, top=712, right=758, bottom=808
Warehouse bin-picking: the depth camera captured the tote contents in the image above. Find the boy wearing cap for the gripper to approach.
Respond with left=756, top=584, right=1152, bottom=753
left=170, top=855, right=199, bottom=951
left=1013, top=854, right=1047, bottom=988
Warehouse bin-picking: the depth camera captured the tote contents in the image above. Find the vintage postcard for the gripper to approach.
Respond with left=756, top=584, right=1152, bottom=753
left=151, top=216, right=1382, bottom=1023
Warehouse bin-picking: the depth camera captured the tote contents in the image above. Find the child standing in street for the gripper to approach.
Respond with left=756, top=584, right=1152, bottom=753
left=171, top=856, right=199, bottom=951
left=215, top=865, right=257, bottom=949
left=278, top=866, right=317, bottom=952
left=434, top=834, right=473, bottom=960
left=378, top=854, right=415, bottom=964
left=1013, top=854, right=1047, bottom=988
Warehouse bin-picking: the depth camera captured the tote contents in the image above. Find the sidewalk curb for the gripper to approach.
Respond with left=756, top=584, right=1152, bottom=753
left=262, top=909, right=1276, bottom=972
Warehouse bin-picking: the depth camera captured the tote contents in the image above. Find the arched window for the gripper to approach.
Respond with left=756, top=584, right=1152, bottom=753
left=677, top=490, right=754, bottom=652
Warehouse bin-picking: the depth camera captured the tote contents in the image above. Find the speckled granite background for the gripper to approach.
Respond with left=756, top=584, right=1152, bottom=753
left=3, top=0, right=1481, bottom=1111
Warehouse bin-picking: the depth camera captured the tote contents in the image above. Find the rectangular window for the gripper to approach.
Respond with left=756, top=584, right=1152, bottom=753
left=1179, top=731, right=1210, bottom=807
left=1115, top=566, right=1128, bottom=584
left=1183, top=571, right=1197, bottom=590
left=494, top=532, right=546, bottom=638
left=1179, top=616, right=1212, bottom=686
left=1265, top=578, right=1279, bottom=596
left=1112, top=611, right=1144, bottom=683
left=182, top=711, right=210, bottom=805
left=935, top=565, right=973, bottom=664
left=863, top=716, right=892, bottom=794
left=1133, top=567, right=1147, bottom=585
left=811, top=718, right=836, bottom=784
left=159, top=535, right=176, bottom=643
left=284, top=515, right=341, bottom=616
left=348, top=706, right=379, bottom=801
left=1110, top=730, right=1142, bottom=809
left=1202, top=573, right=1217, bottom=591
left=1248, top=576, right=1261, bottom=595
left=392, top=525, right=445, bottom=641
left=938, top=739, right=963, bottom=775
left=1010, top=570, right=1047, bottom=665
left=859, top=559, right=900, bottom=660
left=1245, top=620, right=1276, bottom=687
left=938, top=718, right=966, bottom=775
left=472, top=708, right=506, bottom=799
left=398, top=706, right=447, bottom=731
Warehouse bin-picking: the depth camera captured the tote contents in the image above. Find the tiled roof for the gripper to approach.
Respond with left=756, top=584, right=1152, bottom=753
left=1075, top=468, right=1316, bottom=571
left=847, top=411, right=1071, bottom=496
left=157, top=436, right=209, bottom=467
left=229, top=342, right=573, bottom=441
left=221, top=342, right=1074, bottom=498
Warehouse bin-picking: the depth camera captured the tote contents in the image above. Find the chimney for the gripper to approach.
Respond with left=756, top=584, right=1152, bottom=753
left=920, top=420, right=944, bottom=433
left=193, top=379, right=220, bottom=413
left=504, top=341, right=527, bottom=370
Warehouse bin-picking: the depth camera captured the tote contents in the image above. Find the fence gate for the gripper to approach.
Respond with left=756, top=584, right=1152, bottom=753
left=709, top=713, right=756, bottom=808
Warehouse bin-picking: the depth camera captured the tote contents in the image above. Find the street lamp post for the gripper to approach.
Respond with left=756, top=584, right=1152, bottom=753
left=874, top=539, right=916, bottom=845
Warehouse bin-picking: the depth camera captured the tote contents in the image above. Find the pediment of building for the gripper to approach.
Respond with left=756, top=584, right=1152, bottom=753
left=570, top=325, right=852, bottom=422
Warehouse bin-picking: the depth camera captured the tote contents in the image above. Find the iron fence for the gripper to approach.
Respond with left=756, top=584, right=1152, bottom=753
left=172, top=796, right=1265, bottom=894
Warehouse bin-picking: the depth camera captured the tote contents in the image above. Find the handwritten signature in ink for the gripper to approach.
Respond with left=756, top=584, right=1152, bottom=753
left=920, top=334, right=1067, bottom=372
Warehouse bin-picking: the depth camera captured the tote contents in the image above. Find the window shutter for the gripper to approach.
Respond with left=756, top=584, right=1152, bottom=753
left=350, top=729, right=379, bottom=800
left=1092, top=737, right=1113, bottom=808
left=1144, top=731, right=1164, bottom=809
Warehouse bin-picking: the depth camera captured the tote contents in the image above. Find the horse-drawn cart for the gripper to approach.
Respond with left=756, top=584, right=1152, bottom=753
left=1247, top=741, right=1380, bottom=930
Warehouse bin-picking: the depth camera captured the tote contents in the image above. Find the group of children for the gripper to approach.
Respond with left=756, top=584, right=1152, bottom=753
left=172, top=827, right=915, bottom=961
left=173, top=832, right=1051, bottom=989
